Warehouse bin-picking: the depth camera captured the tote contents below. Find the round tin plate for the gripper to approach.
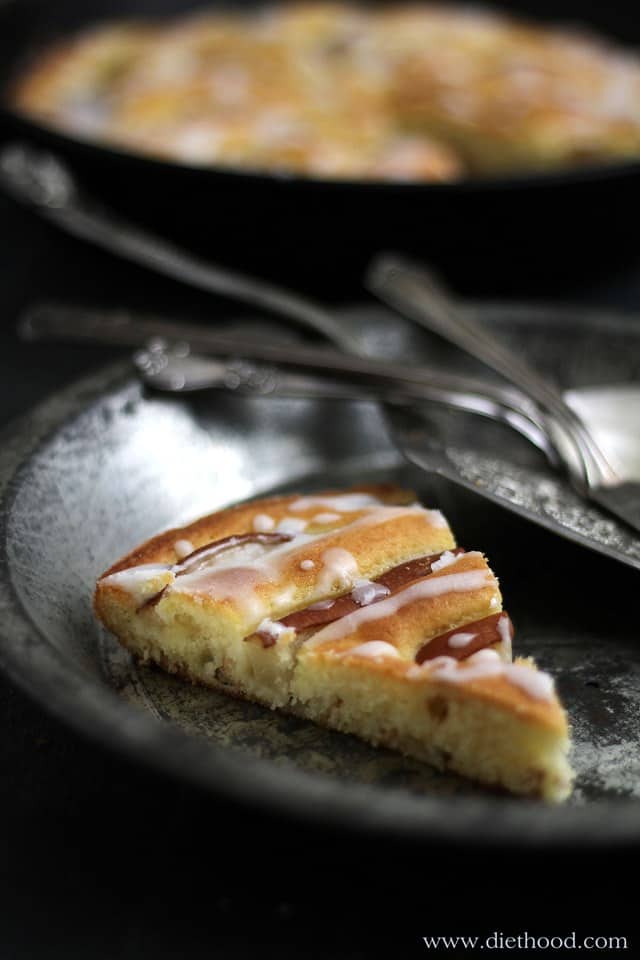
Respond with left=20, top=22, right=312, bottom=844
left=1, top=305, right=639, bottom=846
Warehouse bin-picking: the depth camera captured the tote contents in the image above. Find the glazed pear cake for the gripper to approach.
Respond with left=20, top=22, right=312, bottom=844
left=95, top=485, right=573, bottom=800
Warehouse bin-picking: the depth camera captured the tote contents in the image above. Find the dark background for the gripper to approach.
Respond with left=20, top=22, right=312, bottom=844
left=1, top=0, right=640, bottom=952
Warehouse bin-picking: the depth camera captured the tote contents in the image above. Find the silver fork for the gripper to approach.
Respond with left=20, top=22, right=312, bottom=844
left=367, top=256, right=640, bottom=536
left=3, top=142, right=625, bottom=520
left=19, top=302, right=553, bottom=461
left=367, top=254, right=619, bottom=492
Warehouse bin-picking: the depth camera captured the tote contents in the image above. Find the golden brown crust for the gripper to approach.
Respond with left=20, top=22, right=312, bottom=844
left=100, top=483, right=415, bottom=575
left=94, top=483, right=455, bottom=641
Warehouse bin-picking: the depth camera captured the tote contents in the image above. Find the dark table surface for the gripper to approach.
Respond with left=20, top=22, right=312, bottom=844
left=0, top=189, right=637, bottom=957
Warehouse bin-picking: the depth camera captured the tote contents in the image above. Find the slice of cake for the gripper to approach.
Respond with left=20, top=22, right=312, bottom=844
left=95, top=484, right=573, bottom=800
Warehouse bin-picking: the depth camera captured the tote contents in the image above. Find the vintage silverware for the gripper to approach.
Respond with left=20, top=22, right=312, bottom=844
left=6, top=144, right=639, bottom=532
left=367, top=254, right=640, bottom=536
left=20, top=300, right=640, bottom=482
left=0, top=145, right=585, bottom=470
left=3, top=357, right=640, bottom=838
left=19, top=303, right=553, bottom=459
left=134, top=342, right=640, bottom=483
left=131, top=340, right=554, bottom=459
left=17, top=301, right=640, bottom=570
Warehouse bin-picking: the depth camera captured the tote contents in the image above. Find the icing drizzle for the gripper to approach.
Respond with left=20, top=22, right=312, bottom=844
left=289, top=493, right=384, bottom=513
left=306, top=566, right=496, bottom=647
left=410, top=649, right=556, bottom=702
left=103, top=495, right=457, bottom=633
left=338, top=641, right=401, bottom=661
left=279, top=549, right=466, bottom=632
left=254, top=617, right=295, bottom=649
left=175, top=532, right=292, bottom=574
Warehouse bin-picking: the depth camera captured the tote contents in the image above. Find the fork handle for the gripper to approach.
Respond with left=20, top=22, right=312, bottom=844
left=0, top=143, right=360, bottom=352
left=367, top=254, right=619, bottom=489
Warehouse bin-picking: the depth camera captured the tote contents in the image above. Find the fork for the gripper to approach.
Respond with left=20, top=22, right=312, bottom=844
left=0, top=143, right=600, bottom=494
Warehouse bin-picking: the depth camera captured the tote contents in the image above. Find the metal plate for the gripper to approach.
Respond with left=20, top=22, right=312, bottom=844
left=1, top=305, right=640, bottom=846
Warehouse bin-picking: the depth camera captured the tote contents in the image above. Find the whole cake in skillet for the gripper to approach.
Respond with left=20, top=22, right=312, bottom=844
left=94, top=484, right=573, bottom=800
left=12, top=2, right=640, bottom=180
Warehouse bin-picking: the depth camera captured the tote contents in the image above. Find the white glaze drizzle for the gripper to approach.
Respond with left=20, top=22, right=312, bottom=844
left=289, top=493, right=383, bottom=513
left=466, top=648, right=502, bottom=664
left=497, top=614, right=511, bottom=646
left=407, top=648, right=555, bottom=701
left=431, top=550, right=461, bottom=572
left=290, top=496, right=449, bottom=537
left=307, top=598, right=336, bottom=611
left=306, top=569, right=496, bottom=647
left=103, top=563, right=172, bottom=581
left=252, top=513, right=275, bottom=532
left=406, top=663, right=432, bottom=680
left=350, top=579, right=391, bottom=606
left=447, top=631, right=477, bottom=648
left=275, top=517, right=308, bottom=535
left=497, top=613, right=512, bottom=659
left=299, top=559, right=315, bottom=571
left=100, top=563, right=173, bottom=604
left=103, top=501, right=447, bottom=625
left=427, top=509, right=449, bottom=529
left=317, top=547, right=360, bottom=593
left=174, top=539, right=195, bottom=559
left=176, top=537, right=284, bottom=575
left=430, top=650, right=505, bottom=684
left=505, top=665, right=555, bottom=700
left=333, top=504, right=441, bottom=535
left=170, top=535, right=317, bottom=621
left=311, top=512, right=341, bottom=524
left=256, top=617, right=295, bottom=642
left=338, top=641, right=401, bottom=661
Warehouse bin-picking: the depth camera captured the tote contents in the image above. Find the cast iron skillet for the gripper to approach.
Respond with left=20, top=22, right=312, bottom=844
left=2, top=0, right=640, bottom=292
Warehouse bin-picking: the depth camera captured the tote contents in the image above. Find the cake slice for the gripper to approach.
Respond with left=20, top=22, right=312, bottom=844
left=95, top=484, right=573, bottom=800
